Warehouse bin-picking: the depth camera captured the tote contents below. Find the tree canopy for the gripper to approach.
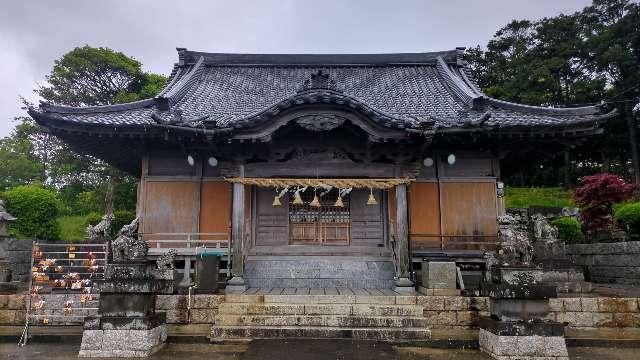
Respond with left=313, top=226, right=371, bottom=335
left=466, top=0, right=640, bottom=186
left=0, top=46, right=166, bottom=219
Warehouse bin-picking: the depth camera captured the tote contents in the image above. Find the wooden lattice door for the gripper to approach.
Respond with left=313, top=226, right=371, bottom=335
left=289, top=189, right=350, bottom=245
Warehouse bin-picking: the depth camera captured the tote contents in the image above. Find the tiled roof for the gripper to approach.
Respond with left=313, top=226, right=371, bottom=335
left=30, top=48, right=616, bottom=134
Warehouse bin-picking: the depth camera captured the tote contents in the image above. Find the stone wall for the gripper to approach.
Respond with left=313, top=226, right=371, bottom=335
left=419, top=295, right=640, bottom=330
left=0, top=238, right=33, bottom=284
left=567, top=241, right=640, bottom=285
left=155, top=294, right=224, bottom=324
left=1, top=294, right=638, bottom=331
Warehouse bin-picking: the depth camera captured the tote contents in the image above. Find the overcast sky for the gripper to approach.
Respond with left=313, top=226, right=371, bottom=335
left=0, top=0, right=593, bottom=138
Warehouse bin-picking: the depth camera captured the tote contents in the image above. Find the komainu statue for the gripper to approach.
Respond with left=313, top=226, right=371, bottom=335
left=111, top=218, right=148, bottom=262
left=156, top=249, right=176, bottom=270
left=86, top=214, right=114, bottom=243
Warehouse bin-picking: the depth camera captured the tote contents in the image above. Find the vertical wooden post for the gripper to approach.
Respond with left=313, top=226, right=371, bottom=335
left=394, top=184, right=415, bottom=293
left=227, top=180, right=247, bottom=292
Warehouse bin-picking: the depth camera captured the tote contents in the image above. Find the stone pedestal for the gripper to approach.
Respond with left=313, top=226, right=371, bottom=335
left=418, top=260, right=459, bottom=295
left=479, top=318, right=568, bottom=360
left=79, top=262, right=169, bottom=358
left=479, top=267, right=568, bottom=360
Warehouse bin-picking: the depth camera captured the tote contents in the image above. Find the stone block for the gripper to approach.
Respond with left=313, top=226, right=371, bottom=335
left=394, top=296, right=416, bottom=305
left=7, top=294, right=25, bottom=309
left=79, top=330, right=103, bottom=350
left=444, top=296, right=469, bottom=311
left=0, top=295, right=9, bottom=309
left=189, top=308, right=216, bottom=323
left=156, top=295, right=187, bottom=310
left=613, top=313, right=640, bottom=328
left=162, top=309, right=189, bottom=324
left=456, top=311, right=478, bottom=326
left=581, top=298, right=598, bottom=312
left=193, top=294, right=224, bottom=309
left=354, top=295, right=392, bottom=304
left=306, top=304, right=351, bottom=315
left=0, top=310, right=15, bottom=324
left=422, top=261, right=457, bottom=289
left=592, top=312, right=615, bottom=327
left=416, top=296, right=445, bottom=310
left=562, top=298, right=582, bottom=312
left=598, top=297, right=638, bottom=313
left=469, top=297, right=489, bottom=311
left=548, top=298, right=563, bottom=312
left=435, top=311, right=457, bottom=326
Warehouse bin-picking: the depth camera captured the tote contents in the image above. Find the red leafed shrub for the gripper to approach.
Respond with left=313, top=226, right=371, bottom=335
left=573, top=173, right=635, bottom=231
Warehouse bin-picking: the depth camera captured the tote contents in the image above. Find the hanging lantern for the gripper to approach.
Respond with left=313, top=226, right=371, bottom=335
left=366, top=188, right=378, bottom=205
left=334, top=196, right=344, bottom=208
left=272, top=195, right=282, bottom=206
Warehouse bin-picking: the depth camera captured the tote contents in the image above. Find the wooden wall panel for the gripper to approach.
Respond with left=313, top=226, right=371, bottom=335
left=350, top=189, right=384, bottom=246
left=199, top=181, right=231, bottom=237
left=255, top=187, right=289, bottom=246
left=142, top=181, right=199, bottom=235
left=408, top=182, right=441, bottom=250
left=440, top=181, right=498, bottom=250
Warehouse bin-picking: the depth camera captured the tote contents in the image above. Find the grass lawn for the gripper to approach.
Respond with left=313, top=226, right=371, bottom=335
left=57, top=215, right=88, bottom=243
left=505, top=187, right=574, bottom=209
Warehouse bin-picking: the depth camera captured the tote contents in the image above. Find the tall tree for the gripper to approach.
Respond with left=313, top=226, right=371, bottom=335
left=466, top=0, right=640, bottom=186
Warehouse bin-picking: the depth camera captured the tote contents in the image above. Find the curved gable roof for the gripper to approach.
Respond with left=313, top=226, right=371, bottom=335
left=30, top=47, right=617, bottom=136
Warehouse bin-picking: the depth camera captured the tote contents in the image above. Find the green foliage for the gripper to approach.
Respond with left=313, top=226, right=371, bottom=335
left=3, top=185, right=60, bottom=240
left=505, top=187, right=574, bottom=209
left=551, top=217, right=583, bottom=243
left=467, top=0, right=640, bottom=185
left=38, top=46, right=146, bottom=106
left=85, top=212, right=103, bottom=227
left=0, top=119, right=44, bottom=191
left=111, top=210, right=136, bottom=237
left=614, top=202, right=640, bottom=238
left=58, top=216, right=89, bottom=243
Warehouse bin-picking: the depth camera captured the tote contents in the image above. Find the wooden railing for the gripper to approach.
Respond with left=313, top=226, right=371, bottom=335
left=139, top=233, right=230, bottom=255
left=410, top=234, right=498, bottom=251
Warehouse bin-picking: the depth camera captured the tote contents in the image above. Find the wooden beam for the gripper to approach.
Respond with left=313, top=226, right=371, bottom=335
left=394, top=183, right=414, bottom=293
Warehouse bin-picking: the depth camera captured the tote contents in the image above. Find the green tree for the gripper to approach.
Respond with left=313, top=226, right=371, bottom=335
left=33, top=46, right=166, bottom=214
left=465, top=0, right=640, bottom=187
left=3, top=185, right=61, bottom=240
left=0, top=118, right=44, bottom=190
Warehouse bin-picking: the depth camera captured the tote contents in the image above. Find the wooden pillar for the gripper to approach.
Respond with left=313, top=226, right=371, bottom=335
left=394, top=184, right=415, bottom=293
left=226, top=181, right=247, bottom=292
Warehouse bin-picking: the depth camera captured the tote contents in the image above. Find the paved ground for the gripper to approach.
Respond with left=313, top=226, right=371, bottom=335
left=0, top=340, right=638, bottom=359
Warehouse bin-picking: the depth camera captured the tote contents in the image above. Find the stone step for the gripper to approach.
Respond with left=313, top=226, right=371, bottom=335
left=218, top=303, right=423, bottom=316
left=210, top=325, right=431, bottom=341
left=225, top=293, right=415, bottom=305
left=215, top=314, right=428, bottom=328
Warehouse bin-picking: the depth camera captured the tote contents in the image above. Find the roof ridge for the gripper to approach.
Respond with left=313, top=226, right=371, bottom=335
left=435, top=57, right=481, bottom=108
left=161, top=56, right=206, bottom=106
left=39, top=98, right=156, bottom=114
left=175, top=49, right=462, bottom=66
left=485, top=97, right=604, bottom=116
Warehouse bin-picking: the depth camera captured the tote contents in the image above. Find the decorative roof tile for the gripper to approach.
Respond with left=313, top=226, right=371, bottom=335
left=31, top=48, right=616, bottom=134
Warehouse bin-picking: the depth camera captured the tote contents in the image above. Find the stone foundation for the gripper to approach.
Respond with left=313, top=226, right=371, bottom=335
left=244, top=257, right=396, bottom=289
left=78, top=325, right=167, bottom=358
left=479, top=327, right=568, bottom=360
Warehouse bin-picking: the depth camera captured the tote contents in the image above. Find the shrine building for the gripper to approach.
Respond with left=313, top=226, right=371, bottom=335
left=29, top=48, right=615, bottom=292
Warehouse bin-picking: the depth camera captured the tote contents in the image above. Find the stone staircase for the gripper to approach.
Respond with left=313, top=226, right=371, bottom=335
left=210, top=292, right=431, bottom=341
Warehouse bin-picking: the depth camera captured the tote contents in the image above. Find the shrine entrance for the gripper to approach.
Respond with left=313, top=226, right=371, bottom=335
left=288, top=189, right=350, bottom=246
